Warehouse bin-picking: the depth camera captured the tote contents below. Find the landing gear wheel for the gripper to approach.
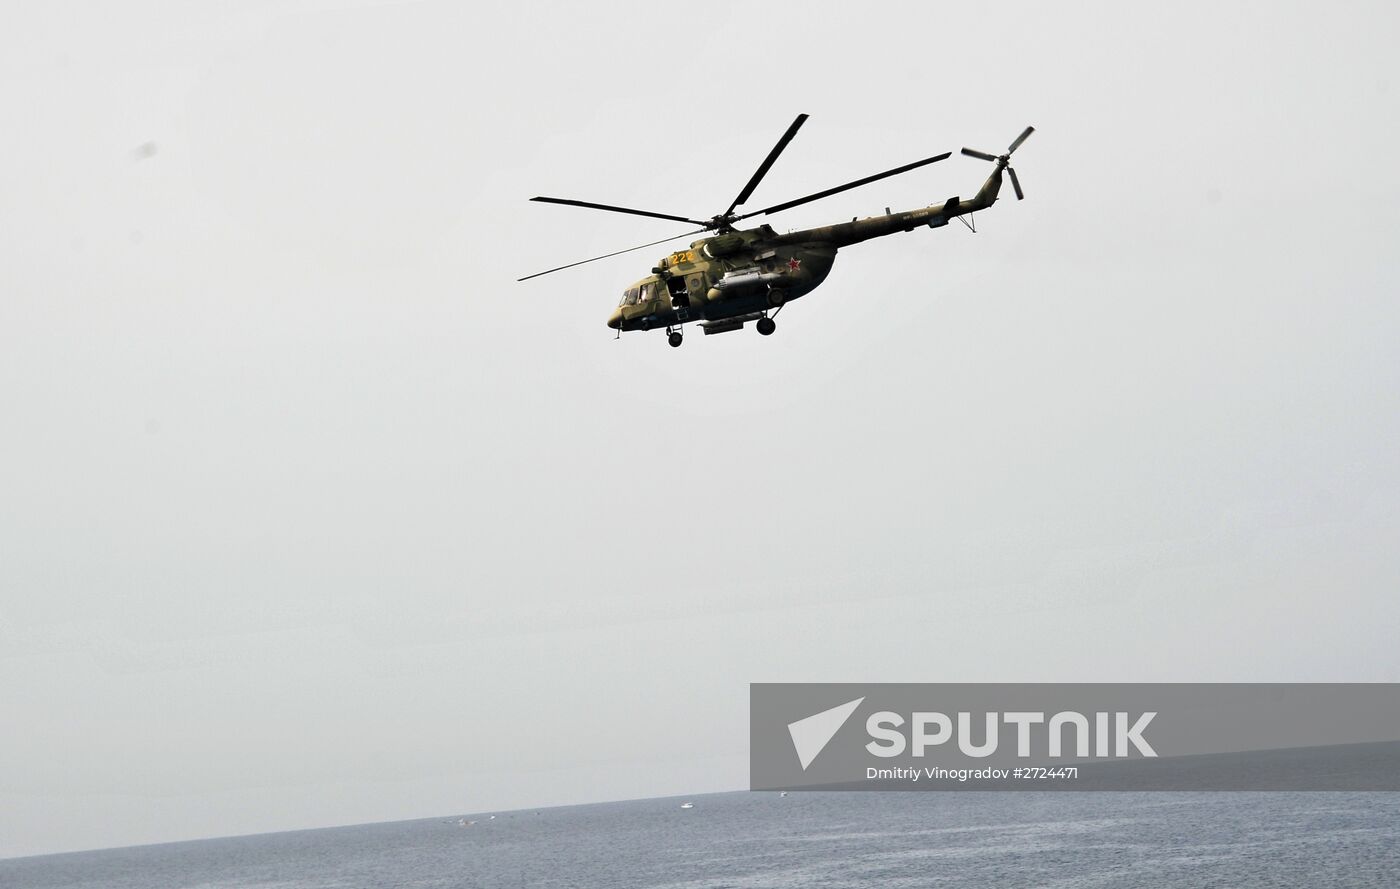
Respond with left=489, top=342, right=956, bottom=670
left=668, top=331, right=684, bottom=348
left=756, top=317, right=777, bottom=336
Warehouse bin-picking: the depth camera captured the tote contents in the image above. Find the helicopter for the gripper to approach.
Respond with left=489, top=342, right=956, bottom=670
left=518, top=114, right=1034, bottom=347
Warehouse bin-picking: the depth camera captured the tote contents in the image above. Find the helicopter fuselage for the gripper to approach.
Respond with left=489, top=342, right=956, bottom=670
left=608, top=227, right=833, bottom=332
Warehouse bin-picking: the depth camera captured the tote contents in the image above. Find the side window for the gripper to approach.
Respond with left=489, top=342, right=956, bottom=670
left=639, top=283, right=652, bottom=303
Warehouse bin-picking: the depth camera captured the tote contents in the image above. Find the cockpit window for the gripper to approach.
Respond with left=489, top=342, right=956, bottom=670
left=619, top=287, right=640, bottom=307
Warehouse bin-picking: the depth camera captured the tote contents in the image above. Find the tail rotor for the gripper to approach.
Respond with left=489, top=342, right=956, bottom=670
left=961, top=126, right=1034, bottom=200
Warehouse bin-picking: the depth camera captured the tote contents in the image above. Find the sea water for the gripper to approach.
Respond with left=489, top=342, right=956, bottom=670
left=3, top=791, right=1398, bottom=888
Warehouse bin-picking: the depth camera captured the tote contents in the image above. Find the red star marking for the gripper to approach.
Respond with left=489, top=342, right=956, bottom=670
left=787, top=257, right=802, bottom=272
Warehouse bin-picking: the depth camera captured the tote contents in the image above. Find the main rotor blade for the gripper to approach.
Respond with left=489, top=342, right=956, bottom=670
left=516, top=228, right=708, bottom=282
left=1007, top=126, right=1035, bottom=155
left=530, top=196, right=707, bottom=227
left=960, top=147, right=999, bottom=162
left=1007, top=165, right=1024, bottom=200
left=724, top=113, right=809, bottom=216
left=736, top=151, right=953, bottom=221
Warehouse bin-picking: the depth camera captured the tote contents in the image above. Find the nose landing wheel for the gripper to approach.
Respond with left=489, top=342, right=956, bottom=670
left=756, top=317, right=776, bottom=336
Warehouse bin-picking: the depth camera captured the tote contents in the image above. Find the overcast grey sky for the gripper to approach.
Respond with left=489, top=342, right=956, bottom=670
left=2, top=0, right=1398, bottom=859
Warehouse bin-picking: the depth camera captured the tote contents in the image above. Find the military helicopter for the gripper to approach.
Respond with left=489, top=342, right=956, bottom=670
left=519, top=114, right=1033, bottom=347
